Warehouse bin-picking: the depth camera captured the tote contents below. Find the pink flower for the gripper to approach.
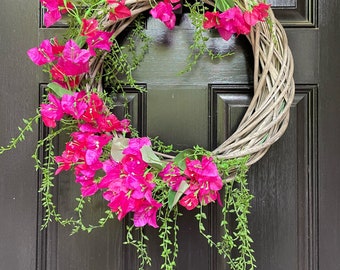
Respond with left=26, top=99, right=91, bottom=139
left=97, top=114, right=127, bottom=132
left=56, top=40, right=91, bottom=76
left=98, top=138, right=162, bottom=227
left=150, top=0, right=181, bottom=30
left=54, top=139, right=83, bottom=174
left=80, top=93, right=104, bottom=122
left=108, top=0, right=132, bottom=21
left=121, top=154, right=149, bottom=175
left=81, top=18, right=99, bottom=37
left=122, top=137, right=151, bottom=157
left=244, top=3, right=270, bottom=26
left=76, top=93, right=130, bottom=133
left=179, top=156, right=223, bottom=210
left=86, top=30, right=114, bottom=56
left=55, top=131, right=112, bottom=196
left=118, top=119, right=131, bottom=133
left=252, top=3, right=271, bottom=21
left=84, top=134, right=112, bottom=166
left=50, top=65, right=81, bottom=89
left=179, top=193, right=199, bottom=210
left=133, top=198, right=162, bottom=228
left=27, top=39, right=56, bottom=66
left=75, top=163, right=101, bottom=197
left=55, top=155, right=73, bottom=174
left=98, top=159, right=123, bottom=189
left=40, top=93, right=64, bottom=128
left=107, top=192, right=135, bottom=220
left=127, top=173, right=155, bottom=200
left=81, top=184, right=99, bottom=197
left=61, top=91, right=88, bottom=119
left=203, top=6, right=258, bottom=41
left=159, top=162, right=186, bottom=191
left=43, top=9, right=62, bottom=28
left=50, top=37, right=65, bottom=56
left=40, top=0, right=74, bottom=27
left=218, top=6, right=250, bottom=37
left=203, top=11, right=220, bottom=29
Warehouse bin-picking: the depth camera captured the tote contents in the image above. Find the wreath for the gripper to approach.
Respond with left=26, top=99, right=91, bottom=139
left=0, top=0, right=294, bottom=269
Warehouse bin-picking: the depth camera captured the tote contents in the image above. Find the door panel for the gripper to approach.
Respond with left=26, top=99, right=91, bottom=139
left=1, top=0, right=339, bottom=270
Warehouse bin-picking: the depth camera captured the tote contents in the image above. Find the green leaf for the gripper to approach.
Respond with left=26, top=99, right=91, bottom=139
left=173, top=149, right=195, bottom=170
left=168, top=180, right=189, bottom=210
left=110, top=137, right=129, bottom=162
left=47, top=82, right=72, bottom=97
left=168, top=190, right=176, bottom=210
left=140, top=145, right=164, bottom=170
left=215, top=0, right=234, bottom=11
left=75, top=35, right=87, bottom=48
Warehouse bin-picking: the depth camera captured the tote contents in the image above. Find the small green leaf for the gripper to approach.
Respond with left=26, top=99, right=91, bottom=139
left=168, top=180, right=189, bottom=210
left=173, top=149, right=195, bottom=170
left=140, top=145, right=164, bottom=170
left=47, top=82, right=72, bottom=97
left=168, top=190, right=176, bottom=210
left=110, top=137, right=129, bottom=162
left=215, top=0, right=234, bottom=11
left=75, top=36, right=87, bottom=48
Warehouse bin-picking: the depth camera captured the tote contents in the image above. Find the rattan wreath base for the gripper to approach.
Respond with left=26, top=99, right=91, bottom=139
left=88, top=1, right=295, bottom=170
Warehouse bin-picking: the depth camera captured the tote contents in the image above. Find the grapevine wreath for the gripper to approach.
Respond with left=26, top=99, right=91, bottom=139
left=0, top=0, right=294, bottom=269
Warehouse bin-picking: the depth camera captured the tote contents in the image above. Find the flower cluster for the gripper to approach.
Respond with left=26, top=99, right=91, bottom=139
left=40, top=0, right=131, bottom=27
left=40, top=0, right=75, bottom=27
left=27, top=39, right=91, bottom=89
left=99, top=138, right=162, bottom=228
left=150, top=0, right=181, bottom=30
left=203, top=3, right=270, bottom=40
left=40, top=90, right=223, bottom=228
left=160, top=157, right=223, bottom=210
left=27, top=33, right=114, bottom=90
left=42, top=91, right=129, bottom=196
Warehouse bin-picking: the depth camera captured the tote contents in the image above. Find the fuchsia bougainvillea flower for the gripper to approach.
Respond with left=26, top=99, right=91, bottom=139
left=27, top=39, right=56, bottom=66
left=40, top=93, right=64, bottom=128
left=179, top=156, right=223, bottom=210
left=150, top=0, right=181, bottom=30
left=159, top=156, right=223, bottom=211
left=45, top=90, right=131, bottom=198
left=80, top=19, right=114, bottom=56
left=218, top=6, right=251, bottom=36
left=80, top=18, right=99, bottom=37
left=203, top=3, right=270, bottom=41
left=57, top=39, right=92, bottom=76
left=40, top=0, right=74, bottom=27
left=98, top=137, right=163, bottom=228
left=107, top=0, right=132, bottom=21
left=61, top=91, right=88, bottom=119
left=244, top=2, right=271, bottom=26
left=86, top=31, right=114, bottom=56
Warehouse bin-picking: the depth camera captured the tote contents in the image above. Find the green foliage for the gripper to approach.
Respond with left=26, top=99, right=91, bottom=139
left=150, top=136, right=174, bottom=154
left=0, top=113, right=40, bottom=155
left=158, top=205, right=180, bottom=269
left=215, top=0, right=235, bottom=11
left=102, top=16, right=150, bottom=94
left=47, top=82, right=73, bottom=97
left=124, top=225, right=152, bottom=269
left=197, top=156, right=256, bottom=270
left=180, top=1, right=233, bottom=74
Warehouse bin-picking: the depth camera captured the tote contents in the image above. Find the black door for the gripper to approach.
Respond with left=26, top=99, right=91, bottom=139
left=0, top=0, right=339, bottom=269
